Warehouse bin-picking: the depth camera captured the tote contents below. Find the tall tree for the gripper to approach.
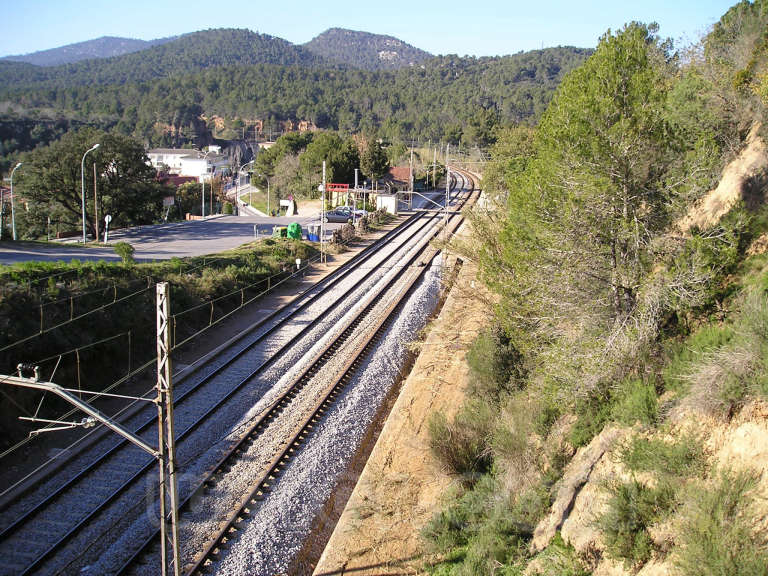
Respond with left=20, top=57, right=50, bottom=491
left=359, top=138, right=389, bottom=181
left=18, top=128, right=165, bottom=238
left=493, top=23, right=677, bottom=351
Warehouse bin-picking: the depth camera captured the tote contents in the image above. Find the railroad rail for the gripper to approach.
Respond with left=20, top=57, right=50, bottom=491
left=0, top=173, right=477, bottom=575
left=178, top=179, right=477, bottom=575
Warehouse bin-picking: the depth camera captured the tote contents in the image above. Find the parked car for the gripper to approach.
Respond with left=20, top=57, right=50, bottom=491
left=337, top=206, right=369, bottom=218
left=322, top=208, right=354, bottom=223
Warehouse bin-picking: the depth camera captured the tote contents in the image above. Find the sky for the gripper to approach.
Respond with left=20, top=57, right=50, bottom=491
left=0, top=0, right=739, bottom=59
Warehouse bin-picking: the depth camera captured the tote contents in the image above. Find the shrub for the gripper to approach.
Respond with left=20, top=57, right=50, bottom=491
left=569, top=391, right=612, bottom=448
left=424, top=475, right=533, bottom=575
left=620, top=434, right=706, bottom=478
left=428, top=399, right=494, bottom=485
left=466, top=326, right=526, bottom=403
left=610, top=379, right=658, bottom=427
left=675, top=469, right=768, bottom=575
left=662, top=324, right=735, bottom=394
left=528, top=532, right=590, bottom=576
left=113, top=241, right=135, bottom=264
left=340, top=223, right=356, bottom=242
left=601, top=478, right=676, bottom=568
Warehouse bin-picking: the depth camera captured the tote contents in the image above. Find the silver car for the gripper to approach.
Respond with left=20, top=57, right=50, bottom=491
left=322, top=208, right=354, bottom=223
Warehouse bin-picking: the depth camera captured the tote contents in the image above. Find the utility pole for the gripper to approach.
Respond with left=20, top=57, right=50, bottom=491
left=94, top=163, right=99, bottom=243
left=321, top=161, right=326, bottom=265
left=156, top=282, right=181, bottom=576
left=1, top=282, right=182, bottom=576
left=354, top=168, right=359, bottom=220
left=409, top=145, right=414, bottom=210
left=432, top=147, right=437, bottom=190
left=445, top=144, right=450, bottom=232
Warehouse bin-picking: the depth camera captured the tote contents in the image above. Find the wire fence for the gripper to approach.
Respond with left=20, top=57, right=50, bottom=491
left=0, top=215, right=388, bottom=473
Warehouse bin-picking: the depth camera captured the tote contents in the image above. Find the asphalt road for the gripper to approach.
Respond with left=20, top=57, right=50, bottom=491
left=0, top=214, right=332, bottom=266
left=0, top=187, right=454, bottom=267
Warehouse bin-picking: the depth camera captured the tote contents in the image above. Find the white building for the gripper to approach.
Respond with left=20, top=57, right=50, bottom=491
left=148, top=148, right=229, bottom=180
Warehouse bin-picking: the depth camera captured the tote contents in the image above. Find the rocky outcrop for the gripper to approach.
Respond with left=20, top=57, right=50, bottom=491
left=679, top=123, right=768, bottom=233
left=531, top=426, right=627, bottom=553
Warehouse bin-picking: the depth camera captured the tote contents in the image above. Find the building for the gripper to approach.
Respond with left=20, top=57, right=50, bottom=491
left=298, top=120, right=317, bottom=132
left=148, top=147, right=229, bottom=180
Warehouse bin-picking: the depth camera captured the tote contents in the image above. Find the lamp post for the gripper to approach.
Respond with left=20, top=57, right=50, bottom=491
left=200, top=150, right=212, bottom=218
left=237, top=160, right=254, bottom=193
left=81, top=143, right=99, bottom=244
left=237, top=160, right=254, bottom=210
left=9, top=162, right=22, bottom=241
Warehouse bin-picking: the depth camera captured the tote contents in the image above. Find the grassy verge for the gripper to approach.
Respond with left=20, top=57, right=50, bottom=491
left=0, top=238, right=317, bottom=449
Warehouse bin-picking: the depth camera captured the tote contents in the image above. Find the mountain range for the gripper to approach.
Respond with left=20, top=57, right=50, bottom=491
left=1, top=36, right=175, bottom=67
left=0, top=27, right=591, bottom=156
left=1, top=28, right=432, bottom=72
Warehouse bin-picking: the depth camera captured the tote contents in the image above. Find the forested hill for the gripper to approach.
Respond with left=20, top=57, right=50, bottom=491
left=0, top=29, right=328, bottom=87
left=0, top=45, right=590, bottom=150
left=304, top=28, right=432, bottom=70
left=1, top=36, right=174, bottom=67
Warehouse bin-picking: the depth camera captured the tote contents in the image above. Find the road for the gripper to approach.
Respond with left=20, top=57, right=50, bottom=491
left=0, top=214, right=331, bottom=266
left=0, top=184, right=455, bottom=267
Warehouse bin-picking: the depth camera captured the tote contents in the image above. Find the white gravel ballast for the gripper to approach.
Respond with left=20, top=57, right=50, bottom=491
left=211, top=255, right=444, bottom=576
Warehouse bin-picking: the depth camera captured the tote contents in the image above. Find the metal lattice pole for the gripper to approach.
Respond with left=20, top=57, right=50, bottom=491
left=156, top=282, right=181, bottom=576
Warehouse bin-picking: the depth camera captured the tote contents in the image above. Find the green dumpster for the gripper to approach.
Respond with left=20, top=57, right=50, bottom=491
left=287, top=222, right=302, bottom=239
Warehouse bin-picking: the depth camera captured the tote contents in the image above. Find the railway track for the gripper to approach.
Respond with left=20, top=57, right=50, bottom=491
left=0, top=173, right=477, bottom=575
left=141, top=176, right=477, bottom=576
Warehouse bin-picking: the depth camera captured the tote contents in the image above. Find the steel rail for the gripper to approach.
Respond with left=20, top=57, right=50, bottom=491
left=9, top=174, right=478, bottom=576
left=181, top=188, right=478, bottom=576
left=0, top=211, right=424, bottom=518
left=117, top=184, right=477, bottom=575
left=5, top=209, right=453, bottom=576
left=1, top=212, right=440, bottom=575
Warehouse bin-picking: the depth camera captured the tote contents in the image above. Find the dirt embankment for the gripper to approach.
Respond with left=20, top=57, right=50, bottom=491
left=313, top=258, right=493, bottom=575
left=528, top=125, right=768, bottom=576
left=679, top=123, right=768, bottom=234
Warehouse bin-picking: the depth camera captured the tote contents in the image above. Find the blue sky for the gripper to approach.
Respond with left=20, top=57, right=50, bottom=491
left=0, top=0, right=738, bottom=58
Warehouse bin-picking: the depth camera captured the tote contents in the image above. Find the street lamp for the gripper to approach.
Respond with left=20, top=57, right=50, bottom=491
left=237, top=159, right=254, bottom=194
left=81, top=143, right=99, bottom=244
left=201, top=150, right=213, bottom=218
left=236, top=160, right=254, bottom=211
left=9, top=162, right=22, bottom=241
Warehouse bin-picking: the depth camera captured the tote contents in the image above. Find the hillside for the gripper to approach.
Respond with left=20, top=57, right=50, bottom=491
left=304, top=28, right=431, bottom=70
left=0, top=36, right=173, bottom=66
left=386, top=5, right=768, bottom=574
left=0, top=28, right=327, bottom=88
left=0, top=44, right=590, bottom=152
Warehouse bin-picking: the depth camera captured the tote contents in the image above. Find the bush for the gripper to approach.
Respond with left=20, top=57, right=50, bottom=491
left=428, top=399, right=494, bottom=485
left=569, top=378, right=658, bottom=448
left=340, top=222, right=356, bottom=242
left=569, top=391, right=612, bottom=448
left=424, top=475, right=535, bottom=575
left=601, top=478, right=676, bottom=568
left=662, top=324, right=735, bottom=394
left=528, top=532, right=590, bottom=576
left=675, top=469, right=768, bottom=575
left=113, top=241, right=135, bottom=264
left=620, top=433, right=706, bottom=478
left=610, top=379, right=658, bottom=427
left=466, top=326, right=526, bottom=403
